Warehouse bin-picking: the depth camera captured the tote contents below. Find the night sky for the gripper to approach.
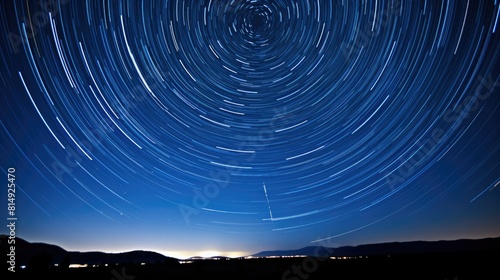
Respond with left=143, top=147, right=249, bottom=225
left=0, top=0, right=499, bottom=259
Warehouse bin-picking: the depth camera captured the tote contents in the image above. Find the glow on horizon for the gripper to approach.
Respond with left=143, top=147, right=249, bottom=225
left=38, top=238, right=251, bottom=260
left=66, top=245, right=250, bottom=260
left=63, top=246, right=250, bottom=260
left=161, top=250, right=250, bottom=259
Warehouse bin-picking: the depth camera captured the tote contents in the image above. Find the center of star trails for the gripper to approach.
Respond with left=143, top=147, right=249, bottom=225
left=247, top=12, right=267, bottom=31
left=236, top=3, right=275, bottom=40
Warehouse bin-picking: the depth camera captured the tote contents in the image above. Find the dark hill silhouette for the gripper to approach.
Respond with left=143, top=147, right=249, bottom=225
left=0, top=235, right=177, bottom=267
left=3, top=235, right=500, bottom=268
left=252, top=237, right=500, bottom=257
left=2, top=235, right=499, bottom=279
left=1, top=235, right=68, bottom=265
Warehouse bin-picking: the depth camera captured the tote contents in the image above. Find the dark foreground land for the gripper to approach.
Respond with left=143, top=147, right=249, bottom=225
left=6, top=251, right=499, bottom=280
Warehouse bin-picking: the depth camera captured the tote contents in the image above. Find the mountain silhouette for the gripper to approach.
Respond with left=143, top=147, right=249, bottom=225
left=2, top=235, right=499, bottom=279
left=0, top=235, right=177, bottom=267
left=252, top=237, right=500, bottom=257
left=3, top=235, right=500, bottom=268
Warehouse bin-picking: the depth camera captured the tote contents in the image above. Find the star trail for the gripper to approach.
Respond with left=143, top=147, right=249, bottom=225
left=0, top=0, right=499, bottom=258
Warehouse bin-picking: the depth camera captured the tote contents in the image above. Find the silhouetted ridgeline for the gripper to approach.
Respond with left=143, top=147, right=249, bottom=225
left=2, top=235, right=500, bottom=279
left=0, top=235, right=177, bottom=267
left=252, top=237, right=500, bottom=257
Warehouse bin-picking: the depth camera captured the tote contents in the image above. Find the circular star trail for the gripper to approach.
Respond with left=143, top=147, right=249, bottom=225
left=0, top=0, right=499, bottom=251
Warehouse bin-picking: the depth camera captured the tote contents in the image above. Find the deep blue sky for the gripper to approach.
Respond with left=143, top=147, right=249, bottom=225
left=1, top=0, right=499, bottom=259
